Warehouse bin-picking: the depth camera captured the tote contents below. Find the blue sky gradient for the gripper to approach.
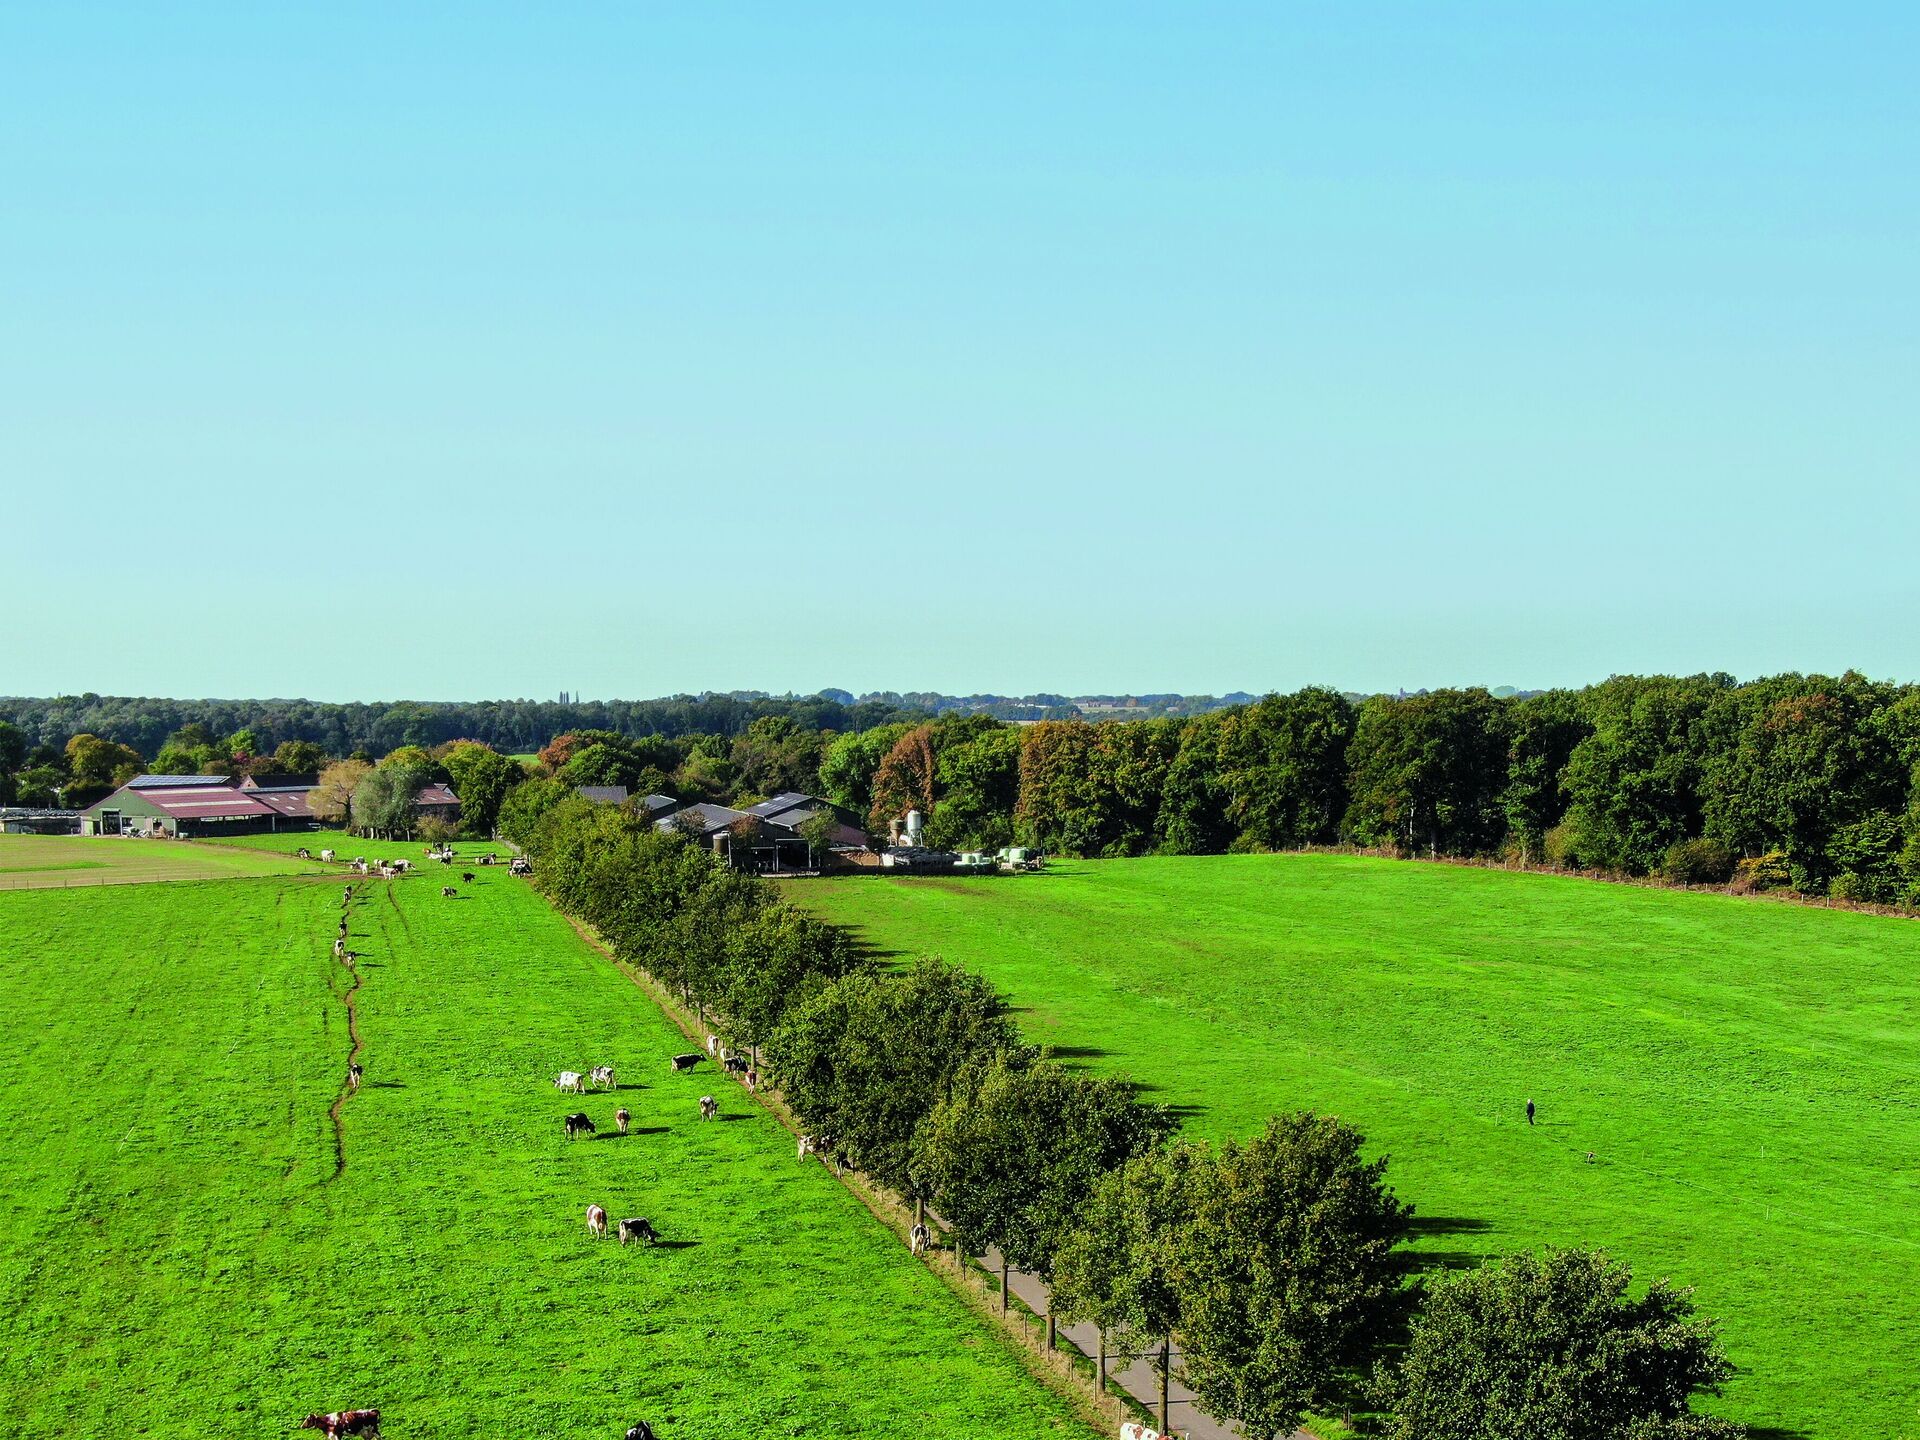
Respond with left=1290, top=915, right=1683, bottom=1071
left=3, top=5, right=1915, bottom=700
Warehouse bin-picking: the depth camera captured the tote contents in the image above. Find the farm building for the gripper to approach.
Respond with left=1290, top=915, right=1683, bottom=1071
left=743, top=791, right=868, bottom=849
left=0, top=807, right=82, bottom=835
left=657, top=793, right=868, bottom=870
left=78, top=775, right=290, bottom=837
left=576, top=785, right=630, bottom=805
left=76, top=774, right=458, bottom=837
left=414, top=782, right=461, bottom=824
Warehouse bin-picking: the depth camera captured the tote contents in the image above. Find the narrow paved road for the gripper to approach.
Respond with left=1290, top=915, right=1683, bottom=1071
left=979, top=1245, right=1299, bottom=1440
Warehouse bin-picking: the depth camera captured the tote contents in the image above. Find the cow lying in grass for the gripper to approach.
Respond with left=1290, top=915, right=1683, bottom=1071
left=299, top=1409, right=380, bottom=1438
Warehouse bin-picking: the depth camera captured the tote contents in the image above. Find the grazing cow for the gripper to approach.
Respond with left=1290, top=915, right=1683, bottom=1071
left=910, top=1222, right=930, bottom=1256
left=555, top=1071, right=586, bottom=1094
left=299, top=1410, right=381, bottom=1439
left=614, top=1107, right=630, bottom=1135
left=564, top=1112, right=596, bottom=1141
left=586, top=1204, right=609, bottom=1237
left=333, top=937, right=346, bottom=959
left=744, top=1068, right=758, bottom=1094
left=441, top=886, right=457, bottom=897
left=723, top=1055, right=749, bottom=1074
left=297, top=847, right=311, bottom=860
left=698, top=1095, right=718, bottom=1120
left=798, top=1135, right=815, bottom=1161
left=669, top=1053, right=701, bottom=1073
left=617, top=1217, right=659, bottom=1247
left=393, top=860, right=410, bottom=873
left=509, top=857, right=532, bottom=876
left=478, top=854, right=495, bottom=866
left=589, top=1065, right=616, bottom=1090
left=625, top=1424, right=658, bottom=1440
left=439, top=855, right=452, bottom=866
left=706, top=1035, right=720, bottom=1057
left=348, top=1062, right=363, bottom=1090
left=461, top=871, right=474, bottom=883
left=319, top=849, right=336, bottom=862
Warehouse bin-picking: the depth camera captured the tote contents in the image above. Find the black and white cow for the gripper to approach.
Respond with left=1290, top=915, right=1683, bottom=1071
left=564, top=1112, right=596, bottom=1141
left=617, top=1217, right=659, bottom=1247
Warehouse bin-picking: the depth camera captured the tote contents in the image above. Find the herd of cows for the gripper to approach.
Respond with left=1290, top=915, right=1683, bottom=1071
left=305, top=847, right=671, bottom=1440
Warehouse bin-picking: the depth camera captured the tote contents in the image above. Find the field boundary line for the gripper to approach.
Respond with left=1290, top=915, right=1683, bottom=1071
left=549, top=905, right=1156, bottom=1440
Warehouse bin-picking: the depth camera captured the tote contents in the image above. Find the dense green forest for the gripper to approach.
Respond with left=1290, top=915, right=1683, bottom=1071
left=818, top=672, right=1920, bottom=901
left=9, top=672, right=1919, bottom=903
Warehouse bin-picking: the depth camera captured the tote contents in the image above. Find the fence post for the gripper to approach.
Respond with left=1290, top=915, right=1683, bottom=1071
left=1096, top=1329, right=1106, bottom=1394
left=1046, top=1308, right=1056, bottom=1352
left=1000, top=1257, right=1009, bottom=1314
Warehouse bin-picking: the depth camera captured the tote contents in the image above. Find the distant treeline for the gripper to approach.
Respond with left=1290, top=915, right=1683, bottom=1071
left=0, top=693, right=927, bottom=760
left=10, top=673, right=1918, bottom=903
left=821, top=673, right=1920, bottom=903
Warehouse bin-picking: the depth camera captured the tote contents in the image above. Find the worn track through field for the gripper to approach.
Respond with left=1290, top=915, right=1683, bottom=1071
left=324, top=882, right=365, bottom=1183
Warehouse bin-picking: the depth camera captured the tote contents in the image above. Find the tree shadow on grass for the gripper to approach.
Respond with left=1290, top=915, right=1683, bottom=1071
left=1403, top=1216, right=1496, bottom=1275
left=1746, top=1428, right=1815, bottom=1440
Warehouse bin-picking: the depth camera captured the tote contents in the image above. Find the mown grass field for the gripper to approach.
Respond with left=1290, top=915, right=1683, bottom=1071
left=0, top=842, right=1100, bottom=1439
left=792, top=854, right=1920, bottom=1440
left=0, top=832, right=317, bottom=890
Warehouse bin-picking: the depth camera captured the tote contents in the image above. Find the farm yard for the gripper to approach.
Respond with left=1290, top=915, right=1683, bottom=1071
left=791, top=853, right=1920, bottom=1440
left=0, top=832, right=317, bottom=890
left=0, top=843, right=1101, bottom=1439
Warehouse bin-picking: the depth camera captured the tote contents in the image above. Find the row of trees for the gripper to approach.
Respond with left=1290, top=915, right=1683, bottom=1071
left=819, top=674, right=1920, bottom=903
left=0, top=692, right=926, bottom=761
left=504, top=788, right=1744, bottom=1439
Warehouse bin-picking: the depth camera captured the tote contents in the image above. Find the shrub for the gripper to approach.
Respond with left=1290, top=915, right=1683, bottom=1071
left=1543, top=823, right=1581, bottom=869
left=1730, top=851, right=1793, bottom=894
left=1661, top=839, right=1735, bottom=886
left=417, top=815, right=458, bottom=845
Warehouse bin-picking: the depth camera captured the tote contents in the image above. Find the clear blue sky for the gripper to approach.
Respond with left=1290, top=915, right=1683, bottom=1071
left=3, top=4, right=1915, bottom=702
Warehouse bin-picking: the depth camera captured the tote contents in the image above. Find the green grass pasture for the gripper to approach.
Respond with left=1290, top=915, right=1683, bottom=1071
left=791, top=854, right=1920, bottom=1440
left=0, top=832, right=317, bottom=890
left=0, top=864, right=1098, bottom=1438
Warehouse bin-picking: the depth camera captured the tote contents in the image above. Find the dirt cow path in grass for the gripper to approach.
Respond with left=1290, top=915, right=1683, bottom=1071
left=323, top=882, right=366, bottom=1183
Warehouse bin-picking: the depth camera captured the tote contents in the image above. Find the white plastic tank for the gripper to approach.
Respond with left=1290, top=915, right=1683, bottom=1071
left=904, top=808, right=924, bottom=844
